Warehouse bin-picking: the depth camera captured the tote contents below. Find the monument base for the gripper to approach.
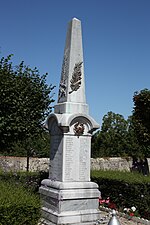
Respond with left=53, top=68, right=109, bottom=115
left=39, top=180, right=101, bottom=225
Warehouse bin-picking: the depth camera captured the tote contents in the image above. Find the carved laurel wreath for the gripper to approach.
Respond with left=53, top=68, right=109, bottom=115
left=73, top=122, right=84, bottom=136
left=69, top=62, right=83, bottom=94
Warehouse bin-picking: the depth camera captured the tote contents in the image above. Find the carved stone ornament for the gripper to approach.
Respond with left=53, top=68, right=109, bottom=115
left=69, top=62, right=83, bottom=94
left=58, top=50, right=69, bottom=101
left=73, top=122, right=84, bottom=136
left=58, top=81, right=67, bottom=100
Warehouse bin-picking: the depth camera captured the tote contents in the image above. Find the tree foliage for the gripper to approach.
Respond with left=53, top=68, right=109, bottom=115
left=92, top=88, right=150, bottom=158
left=0, top=55, right=55, bottom=152
left=92, top=112, right=129, bottom=157
left=125, top=116, right=141, bottom=157
left=3, top=131, right=50, bottom=158
left=91, top=112, right=140, bottom=158
left=132, top=89, right=150, bottom=157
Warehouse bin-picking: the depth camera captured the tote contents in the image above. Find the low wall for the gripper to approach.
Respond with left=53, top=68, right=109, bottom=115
left=0, top=156, right=50, bottom=172
left=91, top=157, right=133, bottom=171
left=1, top=156, right=149, bottom=172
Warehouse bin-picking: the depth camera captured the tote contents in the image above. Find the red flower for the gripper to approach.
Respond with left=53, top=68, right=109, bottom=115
left=129, top=212, right=134, bottom=217
left=108, top=202, right=116, bottom=209
left=99, top=199, right=105, bottom=204
left=105, top=197, right=110, bottom=204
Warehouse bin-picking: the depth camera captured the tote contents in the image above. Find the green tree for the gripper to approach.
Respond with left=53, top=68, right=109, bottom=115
left=6, top=130, right=50, bottom=158
left=125, top=116, right=142, bottom=158
left=0, top=55, right=55, bottom=167
left=132, top=89, right=150, bottom=157
left=91, top=130, right=102, bottom=158
left=92, top=112, right=129, bottom=157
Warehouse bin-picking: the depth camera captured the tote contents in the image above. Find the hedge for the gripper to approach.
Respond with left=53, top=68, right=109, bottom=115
left=1, top=170, right=149, bottom=221
left=91, top=170, right=150, bottom=220
left=0, top=181, right=41, bottom=225
left=0, top=170, right=48, bottom=193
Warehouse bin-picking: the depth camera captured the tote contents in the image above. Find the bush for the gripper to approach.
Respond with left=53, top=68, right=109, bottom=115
left=91, top=170, right=150, bottom=220
left=0, top=181, right=41, bottom=225
left=0, top=170, right=49, bottom=193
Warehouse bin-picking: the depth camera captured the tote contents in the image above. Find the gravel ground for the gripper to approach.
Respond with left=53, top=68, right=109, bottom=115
left=38, top=209, right=150, bottom=225
left=99, top=210, right=150, bottom=225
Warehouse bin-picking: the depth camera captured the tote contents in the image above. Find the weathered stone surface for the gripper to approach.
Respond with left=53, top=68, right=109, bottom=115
left=0, top=156, right=49, bottom=172
left=54, top=18, right=88, bottom=115
left=91, top=157, right=133, bottom=172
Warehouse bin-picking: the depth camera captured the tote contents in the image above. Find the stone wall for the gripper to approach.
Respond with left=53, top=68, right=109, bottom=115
left=0, top=156, right=50, bottom=172
left=91, top=157, right=133, bottom=171
left=0, top=156, right=149, bottom=172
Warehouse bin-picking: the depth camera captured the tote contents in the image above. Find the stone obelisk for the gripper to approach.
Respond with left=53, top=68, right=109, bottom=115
left=39, top=18, right=100, bottom=225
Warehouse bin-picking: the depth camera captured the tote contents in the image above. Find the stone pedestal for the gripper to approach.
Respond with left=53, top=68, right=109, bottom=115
left=40, top=181, right=100, bottom=225
left=39, top=18, right=100, bottom=225
left=39, top=113, right=100, bottom=225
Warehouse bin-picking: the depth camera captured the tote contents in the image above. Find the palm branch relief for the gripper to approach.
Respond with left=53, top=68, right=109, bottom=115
left=69, top=62, right=83, bottom=94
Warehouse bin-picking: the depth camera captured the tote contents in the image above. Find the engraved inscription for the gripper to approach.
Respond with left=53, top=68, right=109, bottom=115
left=50, top=135, right=62, bottom=180
left=50, top=136, right=61, bottom=160
left=79, top=137, right=89, bottom=180
left=64, top=137, right=75, bottom=181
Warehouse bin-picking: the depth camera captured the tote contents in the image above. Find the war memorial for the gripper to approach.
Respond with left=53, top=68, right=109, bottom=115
left=39, top=18, right=101, bottom=225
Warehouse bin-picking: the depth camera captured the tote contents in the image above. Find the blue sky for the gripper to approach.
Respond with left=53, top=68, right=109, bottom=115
left=1, top=0, right=150, bottom=127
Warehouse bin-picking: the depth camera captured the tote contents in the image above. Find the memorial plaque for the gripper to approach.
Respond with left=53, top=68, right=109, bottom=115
left=63, top=135, right=91, bottom=181
left=79, top=136, right=90, bottom=181
left=63, top=136, right=79, bottom=181
left=64, top=137, right=75, bottom=181
left=49, top=135, right=63, bottom=181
